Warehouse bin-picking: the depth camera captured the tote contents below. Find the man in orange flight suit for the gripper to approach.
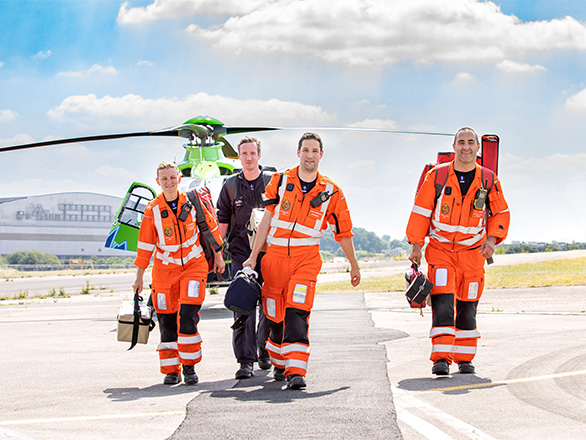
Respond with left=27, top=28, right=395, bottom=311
left=132, top=161, right=224, bottom=385
left=406, top=127, right=510, bottom=376
left=243, top=132, right=361, bottom=390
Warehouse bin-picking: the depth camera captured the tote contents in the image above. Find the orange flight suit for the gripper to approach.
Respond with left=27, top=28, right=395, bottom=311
left=134, top=190, right=222, bottom=375
left=406, top=162, right=510, bottom=364
left=261, top=166, right=354, bottom=377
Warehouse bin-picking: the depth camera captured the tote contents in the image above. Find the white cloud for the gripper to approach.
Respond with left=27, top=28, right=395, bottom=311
left=565, top=88, right=586, bottom=110
left=46, top=92, right=335, bottom=129
left=0, top=61, right=4, bottom=68
left=455, top=72, right=474, bottom=82
left=178, top=0, right=586, bottom=66
left=137, top=60, right=155, bottom=67
left=117, top=0, right=273, bottom=24
left=34, top=50, right=52, bottom=60
left=0, top=109, right=18, bottom=122
left=57, top=64, right=117, bottom=78
left=496, top=59, right=547, bottom=73
left=347, top=119, right=398, bottom=129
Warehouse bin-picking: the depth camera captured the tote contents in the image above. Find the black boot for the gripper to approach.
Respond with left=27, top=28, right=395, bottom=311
left=183, top=365, right=199, bottom=385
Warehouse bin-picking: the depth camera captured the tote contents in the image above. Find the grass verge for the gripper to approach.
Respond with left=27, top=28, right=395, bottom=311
left=316, top=257, right=586, bottom=293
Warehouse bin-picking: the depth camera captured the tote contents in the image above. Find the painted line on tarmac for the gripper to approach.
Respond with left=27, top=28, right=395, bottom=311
left=416, top=369, right=586, bottom=394
left=0, top=411, right=185, bottom=426
left=393, top=385, right=496, bottom=440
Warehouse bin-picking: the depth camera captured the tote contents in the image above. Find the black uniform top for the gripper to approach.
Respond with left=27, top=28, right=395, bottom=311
left=216, top=167, right=268, bottom=264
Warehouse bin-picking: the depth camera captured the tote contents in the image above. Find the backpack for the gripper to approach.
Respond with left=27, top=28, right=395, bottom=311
left=225, top=170, right=275, bottom=249
left=186, top=188, right=222, bottom=271
left=433, top=163, right=495, bottom=205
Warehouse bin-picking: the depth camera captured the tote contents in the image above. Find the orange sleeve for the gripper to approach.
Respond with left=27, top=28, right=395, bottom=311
left=486, top=177, right=510, bottom=245
left=327, top=186, right=354, bottom=241
left=134, top=204, right=156, bottom=269
left=262, top=172, right=282, bottom=213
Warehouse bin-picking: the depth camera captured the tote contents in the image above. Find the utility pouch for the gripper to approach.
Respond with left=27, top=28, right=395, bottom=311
left=473, top=188, right=488, bottom=210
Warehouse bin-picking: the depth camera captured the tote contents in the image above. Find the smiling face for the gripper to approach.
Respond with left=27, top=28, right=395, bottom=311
left=156, top=166, right=181, bottom=201
left=453, top=128, right=479, bottom=171
left=238, top=141, right=261, bottom=173
left=297, top=138, right=324, bottom=174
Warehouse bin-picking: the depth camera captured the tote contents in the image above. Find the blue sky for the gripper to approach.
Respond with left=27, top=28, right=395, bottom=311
left=1, top=0, right=586, bottom=244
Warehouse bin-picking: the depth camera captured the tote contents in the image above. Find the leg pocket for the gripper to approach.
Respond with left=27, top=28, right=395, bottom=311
left=180, top=278, right=206, bottom=305
left=152, top=286, right=177, bottom=313
left=429, top=265, right=454, bottom=294
left=459, top=275, right=485, bottom=301
left=285, top=279, right=316, bottom=312
left=263, top=287, right=285, bottom=323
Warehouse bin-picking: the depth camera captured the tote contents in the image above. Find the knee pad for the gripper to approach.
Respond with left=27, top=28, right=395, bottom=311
left=456, top=300, right=478, bottom=330
left=283, top=308, right=310, bottom=345
left=431, top=294, right=455, bottom=328
left=179, top=304, right=201, bottom=335
left=158, top=312, right=178, bottom=342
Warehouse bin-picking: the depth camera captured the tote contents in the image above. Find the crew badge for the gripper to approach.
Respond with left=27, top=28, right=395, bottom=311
left=281, top=199, right=291, bottom=211
left=441, top=203, right=450, bottom=215
left=164, top=226, right=174, bottom=237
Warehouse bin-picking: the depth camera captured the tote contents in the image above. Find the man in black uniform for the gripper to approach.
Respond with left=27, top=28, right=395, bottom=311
left=217, top=137, right=272, bottom=379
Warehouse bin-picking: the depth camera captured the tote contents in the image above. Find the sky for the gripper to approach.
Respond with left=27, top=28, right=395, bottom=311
left=1, top=0, right=586, bottom=244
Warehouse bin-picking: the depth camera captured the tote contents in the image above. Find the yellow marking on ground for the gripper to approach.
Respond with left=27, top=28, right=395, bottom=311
left=416, top=369, right=586, bottom=394
left=0, top=411, right=185, bottom=426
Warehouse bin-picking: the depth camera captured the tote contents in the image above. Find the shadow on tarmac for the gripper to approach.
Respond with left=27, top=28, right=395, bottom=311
left=103, top=378, right=237, bottom=402
left=207, top=371, right=351, bottom=404
left=397, top=374, right=501, bottom=395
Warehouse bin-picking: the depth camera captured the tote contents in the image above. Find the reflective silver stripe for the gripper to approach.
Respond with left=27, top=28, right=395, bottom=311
left=452, top=345, right=477, bottom=354
left=152, top=203, right=200, bottom=252
left=412, top=205, right=432, bottom=218
left=431, top=344, right=454, bottom=353
left=432, top=219, right=484, bottom=235
left=265, top=341, right=281, bottom=354
left=281, top=343, right=311, bottom=354
left=429, top=327, right=456, bottom=337
left=137, top=241, right=155, bottom=252
left=155, top=245, right=203, bottom=265
left=269, top=237, right=321, bottom=247
left=157, top=342, right=178, bottom=351
left=178, top=335, right=203, bottom=345
left=267, top=174, right=288, bottom=245
left=430, top=229, right=485, bottom=247
left=267, top=176, right=332, bottom=248
left=285, top=359, right=308, bottom=370
left=178, top=350, right=202, bottom=360
left=270, top=356, right=286, bottom=367
left=160, top=357, right=180, bottom=366
left=455, top=330, right=481, bottom=339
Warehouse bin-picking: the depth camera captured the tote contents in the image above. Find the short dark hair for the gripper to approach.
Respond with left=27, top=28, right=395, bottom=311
left=298, top=132, right=323, bottom=151
left=238, top=137, right=261, bottom=154
left=453, top=127, right=479, bottom=145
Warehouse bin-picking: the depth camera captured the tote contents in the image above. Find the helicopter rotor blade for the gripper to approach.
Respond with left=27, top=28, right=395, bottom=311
left=218, top=136, right=238, bottom=159
left=224, top=126, right=453, bottom=137
left=0, top=124, right=214, bottom=153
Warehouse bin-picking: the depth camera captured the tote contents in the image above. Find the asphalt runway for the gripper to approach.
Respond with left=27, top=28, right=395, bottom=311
left=1, top=251, right=585, bottom=439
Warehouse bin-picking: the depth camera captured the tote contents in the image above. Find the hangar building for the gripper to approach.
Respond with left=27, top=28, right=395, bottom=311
left=0, top=192, right=135, bottom=259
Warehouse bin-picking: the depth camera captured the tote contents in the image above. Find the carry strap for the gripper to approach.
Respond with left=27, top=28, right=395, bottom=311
left=434, top=163, right=495, bottom=202
left=128, top=290, right=154, bottom=350
left=231, top=314, right=249, bottom=330
left=187, top=189, right=222, bottom=253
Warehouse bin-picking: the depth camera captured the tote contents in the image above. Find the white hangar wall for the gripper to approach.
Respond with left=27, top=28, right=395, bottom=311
left=0, top=192, right=135, bottom=259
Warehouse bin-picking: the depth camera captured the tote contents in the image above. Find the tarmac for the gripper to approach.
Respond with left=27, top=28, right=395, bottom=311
left=1, top=250, right=586, bottom=439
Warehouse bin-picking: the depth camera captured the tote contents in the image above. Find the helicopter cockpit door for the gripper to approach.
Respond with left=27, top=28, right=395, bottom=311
left=104, top=182, right=157, bottom=252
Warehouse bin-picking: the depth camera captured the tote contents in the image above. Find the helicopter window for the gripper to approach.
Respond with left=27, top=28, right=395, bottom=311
left=117, top=186, right=156, bottom=229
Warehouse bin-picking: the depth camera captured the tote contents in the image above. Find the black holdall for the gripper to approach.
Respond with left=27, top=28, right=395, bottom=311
left=405, top=263, right=433, bottom=308
left=224, top=267, right=262, bottom=330
left=117, top=290, right=156, bottom=350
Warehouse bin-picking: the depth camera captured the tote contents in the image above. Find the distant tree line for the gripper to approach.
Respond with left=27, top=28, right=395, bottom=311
left=0, top=250, right=135, bottom=269
left=497, top=241, right=586, bottom=254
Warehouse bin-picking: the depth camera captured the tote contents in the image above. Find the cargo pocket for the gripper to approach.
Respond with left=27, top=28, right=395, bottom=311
left=460, top=275, right=485, bottom=301
left=263, top=288, right=285, bottom=323
left=180, top=278, right=206, bottom=305
left=152, top=286, right=172, bottom=313
left=285, top=280, right=316, bottom=311
left=429, top=265, right=454, bottom=294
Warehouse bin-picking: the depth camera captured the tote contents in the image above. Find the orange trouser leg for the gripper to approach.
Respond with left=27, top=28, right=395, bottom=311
left=261, top=250, right=320, bottom=377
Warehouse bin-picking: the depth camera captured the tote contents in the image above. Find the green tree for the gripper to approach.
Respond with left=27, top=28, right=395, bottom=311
left=5, top=250, right=62, bottom=266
